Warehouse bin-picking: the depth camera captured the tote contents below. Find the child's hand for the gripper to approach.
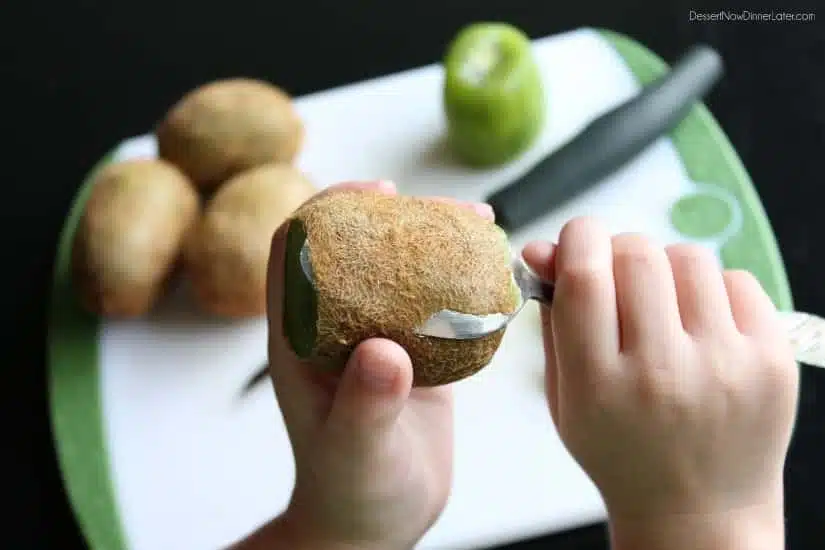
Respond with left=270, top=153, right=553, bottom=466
left=523, top=217, right=799, bottom=549
left=246, top=181, right=494, bottom=550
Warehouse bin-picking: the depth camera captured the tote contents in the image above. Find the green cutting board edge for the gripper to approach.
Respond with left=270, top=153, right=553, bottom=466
left=47, top=29, right=794, bottom=550
left=600, top=29, right=792, bottom=311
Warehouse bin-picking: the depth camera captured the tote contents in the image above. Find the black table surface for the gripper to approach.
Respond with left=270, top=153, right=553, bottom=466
left=7, top=1, right=825, bottom=548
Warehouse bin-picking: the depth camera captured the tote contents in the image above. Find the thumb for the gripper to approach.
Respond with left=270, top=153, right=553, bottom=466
left=324, top=338, right=413, bottom=450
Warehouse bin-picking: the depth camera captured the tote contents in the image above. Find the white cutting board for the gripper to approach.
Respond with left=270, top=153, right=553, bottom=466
left=99, top=28, right=743, bottom=550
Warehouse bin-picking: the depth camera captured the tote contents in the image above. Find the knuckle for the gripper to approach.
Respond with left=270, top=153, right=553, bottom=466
left=759, top=343, right=800, bottom=393
left=626, top=341, right=697, bottom=416
left=695, top=335, right=745, bottom=384
left=629, top=350, right=677, bottom=396
left=723, top=268, right=758, bottom=286
left=612, top=232, right=655, bottom=254
left=577, top=374, right=621, bottom=419
left=633, top=368, right=691, bottom=421
left=666, top=242, right=717, bottom=268
left=558, top=264, right=605, bottom=295
left=707, top=351, right=743, bottom=401
left=612, top=233, right=659, bottom=271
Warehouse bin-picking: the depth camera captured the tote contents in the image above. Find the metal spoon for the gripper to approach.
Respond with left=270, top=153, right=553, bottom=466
left=413, top=255, right=553, bottom=340
left=414, top=256, right=825, bottom=369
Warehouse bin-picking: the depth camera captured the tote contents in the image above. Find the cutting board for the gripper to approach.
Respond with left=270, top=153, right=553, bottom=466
left=49, top=27, right=793, bottom=550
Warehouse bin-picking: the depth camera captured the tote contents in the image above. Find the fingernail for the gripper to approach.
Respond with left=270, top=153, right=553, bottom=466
left=377, top=180, right=396, bottom=192
left=356, top=355, right=398, bottom=392
left=521, top=240, right=557, bottom=282
left=532, top=241, right=556, bottom=261
left=557, top=217, right=611, bottom=272
left=474, top=203, right=494, bottom=219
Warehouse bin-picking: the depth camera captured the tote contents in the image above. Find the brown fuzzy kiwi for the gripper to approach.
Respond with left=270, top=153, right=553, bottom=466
left=184, top=163, right=316, bottom=317
left=155, top=78, right=304, bottom=190
left=71, top=159, right=200, bottom=317
left=283, top=190, right=521, bottom=386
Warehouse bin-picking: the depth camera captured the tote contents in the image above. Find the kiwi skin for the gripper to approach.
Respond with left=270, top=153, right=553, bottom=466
left=282, top=190, right=520, bottom=386
left=156, top=78, right=304, bottom=191
left=71, top=159, right=200, bottom=317
left=184, top=163, right=316, bottom=318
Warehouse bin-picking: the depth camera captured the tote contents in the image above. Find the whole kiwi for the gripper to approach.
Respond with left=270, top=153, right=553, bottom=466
left=156, top=78, right=304, bottom=190
left=283, top=190, right=521, bottom=386
left=184, top=163, right=316, bottom=317
left=71, top=159, right=200, bottom=317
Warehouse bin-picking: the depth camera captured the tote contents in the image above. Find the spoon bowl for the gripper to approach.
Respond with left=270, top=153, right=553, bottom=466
left=414, top=256, right=554, bottom=340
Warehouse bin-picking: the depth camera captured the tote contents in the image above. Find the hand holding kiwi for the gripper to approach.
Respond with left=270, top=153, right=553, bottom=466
left=278, top=184, right=520, bottom=386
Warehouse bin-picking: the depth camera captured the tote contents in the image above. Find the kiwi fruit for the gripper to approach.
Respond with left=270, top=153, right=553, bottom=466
left=71, top=159, right=200, bottom=317
left=155, top=78, right=304, bottom=190
left=283, top=190, right=521, bottom=386
left=184, top=163, right=316, bottom=317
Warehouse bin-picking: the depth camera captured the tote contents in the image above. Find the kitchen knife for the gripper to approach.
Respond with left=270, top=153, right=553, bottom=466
left=486, top=44, right=724, bottom=233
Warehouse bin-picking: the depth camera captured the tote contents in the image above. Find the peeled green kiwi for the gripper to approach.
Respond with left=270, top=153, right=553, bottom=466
left=283, top=190, right=521, bottom=386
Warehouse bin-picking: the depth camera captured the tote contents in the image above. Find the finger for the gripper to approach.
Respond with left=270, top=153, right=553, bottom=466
left=266, top=222, right=323, bottom=440
left=522, top=241, right=560, bottom=423
left=541, top=305, right=560, bottom=425
left=266, top=180, right=398, bottom=440
left=316, top=179, right=397, bottom=200
left=267, top=223, right=290, bottom=353
left=611, top=234, right=684, bottom=353
left=723, top=269, right=781, bottom=338
left=723, top=270, right=798, bottom=424
left=552, top=217, right=620, bottom=378
left=324, top=339, right=414, bottom=453
left=301, top=179, right=397, bottom=210
left=425, top=196, right=495, bottom=221
left=666, top=243, right=736, bottom=337
left=522, top=241, right=557, bottom=282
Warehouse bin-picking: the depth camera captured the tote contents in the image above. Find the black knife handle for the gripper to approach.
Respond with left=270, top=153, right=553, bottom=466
left=487, top=44, right=724, bottom=233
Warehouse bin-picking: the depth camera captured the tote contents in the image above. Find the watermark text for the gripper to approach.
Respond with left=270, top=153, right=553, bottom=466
left=689, top=10, right=815, bottom=23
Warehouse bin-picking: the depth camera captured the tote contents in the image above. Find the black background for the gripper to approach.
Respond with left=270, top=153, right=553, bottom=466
left=7, top=1, right=825, bottom=548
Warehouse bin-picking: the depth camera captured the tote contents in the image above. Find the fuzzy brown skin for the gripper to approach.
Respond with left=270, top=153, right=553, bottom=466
left=71, top=159, right=200, bottom=317
left=285, top=190, right=520, bottom=386
left=156, top=78, right=304, bottom=190
left=185, top=163, right=316, bottom=317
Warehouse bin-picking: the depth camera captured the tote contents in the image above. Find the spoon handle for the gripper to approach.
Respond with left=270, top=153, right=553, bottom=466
left=781, top=311, right=825, bottom=369
left=513, top=257, right=555, bottom=304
